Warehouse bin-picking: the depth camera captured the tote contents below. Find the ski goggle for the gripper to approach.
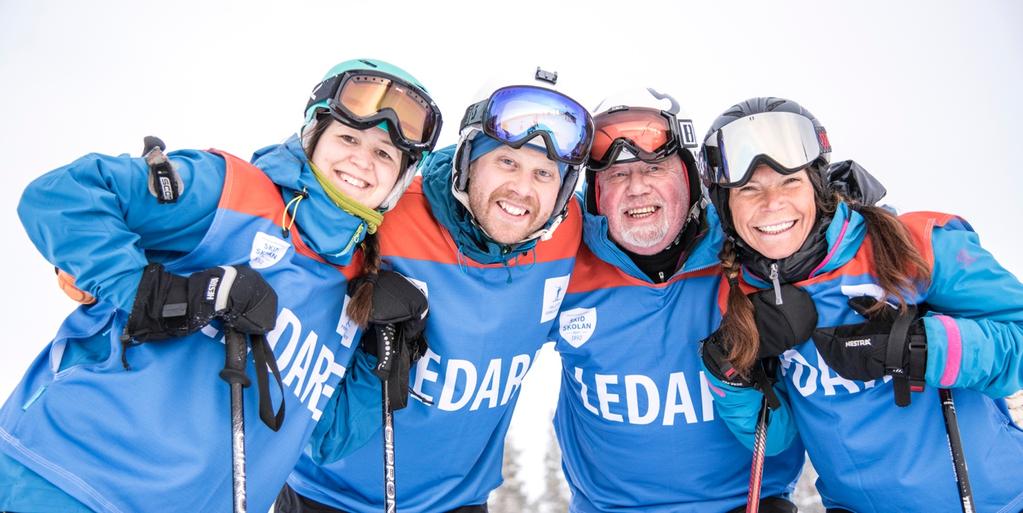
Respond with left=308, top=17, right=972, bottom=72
left=306, top=70, right=443, bottom=155
left=460, top=85, right=594, bottom=166
left=588, top=107, right=698, bottom=171
left=701, top=111, right=830, bottom=187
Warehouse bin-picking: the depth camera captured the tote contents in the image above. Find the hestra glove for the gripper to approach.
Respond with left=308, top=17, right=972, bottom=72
left=349, top=270, right=429, bottom=410
left=125, top=263, right=278, bottom=341
left=812, top=296, right=928, bottom=406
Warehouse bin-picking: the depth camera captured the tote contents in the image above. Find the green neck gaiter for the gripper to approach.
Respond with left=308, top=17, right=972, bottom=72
left=309, top=162, right=384, bottom=234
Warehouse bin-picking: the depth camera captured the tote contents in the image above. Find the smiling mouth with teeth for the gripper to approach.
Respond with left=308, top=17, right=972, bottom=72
left=338, top=171, right=369, bottom=189
left=625, top=206, right=659, bottom=218
left=755, top=220, right=797, bottom=234
left=497, top=200, right=529, bottom=217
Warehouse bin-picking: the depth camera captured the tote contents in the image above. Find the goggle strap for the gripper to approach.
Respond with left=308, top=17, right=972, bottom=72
left=306, top=75, right=343, bottom=116
left=678, top=118, right=699, bottom=148
left=460, top=100, right=488, bottom=132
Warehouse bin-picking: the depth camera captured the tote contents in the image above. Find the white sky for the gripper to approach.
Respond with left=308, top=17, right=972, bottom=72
left=2, top=0, right=1021, bottom=503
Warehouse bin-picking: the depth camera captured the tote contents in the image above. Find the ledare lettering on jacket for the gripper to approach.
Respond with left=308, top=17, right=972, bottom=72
left=571, top=367, right=718, bottom=426
left=411, top=348, right=542, bottom=411
left=266, top=307, right=350, bottom=421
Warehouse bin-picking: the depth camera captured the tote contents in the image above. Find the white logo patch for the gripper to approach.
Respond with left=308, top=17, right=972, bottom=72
left=839, top=283, right=884, bottom=301
left=250, top=232, right=291, bottom=269
left=560, top=307, right=596, bottom=348
left=336, top=295, right=358, bottom=348
left=541, top=275, right=570, bottom=323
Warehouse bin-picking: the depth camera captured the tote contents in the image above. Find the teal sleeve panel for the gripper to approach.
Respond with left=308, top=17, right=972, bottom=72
left=702, top=360, right=798, bottom=456
left=309, top=350, right=383, bottom=464
left=922, top=220, right=1023, bottom=397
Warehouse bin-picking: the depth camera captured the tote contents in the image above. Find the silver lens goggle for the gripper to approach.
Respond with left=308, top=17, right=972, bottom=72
left=701, top=111, right=830, bottom=188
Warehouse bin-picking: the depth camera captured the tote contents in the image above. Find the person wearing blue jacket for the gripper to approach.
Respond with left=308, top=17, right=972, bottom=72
left=699, top=97, right=1023, bottom=512
left=0, top=58, right=443, bottom=513
left=549, top=88, right=804, bottom=513
left=276, top=70, right=594, bottom=513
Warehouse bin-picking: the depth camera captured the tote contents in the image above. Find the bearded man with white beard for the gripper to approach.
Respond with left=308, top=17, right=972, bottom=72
left=547, top=88, right=806, bottom=513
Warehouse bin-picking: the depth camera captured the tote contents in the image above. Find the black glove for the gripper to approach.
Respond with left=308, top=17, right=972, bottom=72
left=349, top=270, right=429, bottom=411
left=126, top=263, right=278, bottom=341
left=701, top=284, right=816, bottom=409
left=752, top=284, right=818, bottom=357
left=812, top=296, right=928, bottom=406
left=701, top=333, right=782, bottom=409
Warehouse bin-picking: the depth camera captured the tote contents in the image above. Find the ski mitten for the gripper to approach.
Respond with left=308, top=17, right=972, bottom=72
left=125, top=263, right=278, bottom=341
left=812, top=297, right=927, bottom=405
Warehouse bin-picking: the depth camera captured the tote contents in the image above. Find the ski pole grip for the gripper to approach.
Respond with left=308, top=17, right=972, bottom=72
left=220, top=329, right=251, bottom=388
left=373, top=324, right=397, bottom=381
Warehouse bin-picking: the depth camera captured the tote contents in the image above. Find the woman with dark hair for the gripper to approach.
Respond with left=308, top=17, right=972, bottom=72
left=699, top=97, right=1023, bottom=512
left=0, top=58, right=441, bottom=513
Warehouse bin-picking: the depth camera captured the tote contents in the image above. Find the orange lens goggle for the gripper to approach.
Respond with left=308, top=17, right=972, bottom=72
left=588, top=107, right=698, bottom=171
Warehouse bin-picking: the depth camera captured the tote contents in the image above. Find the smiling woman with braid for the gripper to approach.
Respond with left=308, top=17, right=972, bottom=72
left=0, top=58, right=441, bottom=513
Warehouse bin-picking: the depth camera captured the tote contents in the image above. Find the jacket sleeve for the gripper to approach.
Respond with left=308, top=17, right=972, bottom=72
left=16, top=150, right=226, bottom=311
left=922, top=219, right=1023, bottom=397
left=702, top=359, right=798, bottom=456
left=309, top=349, right=382, bottom=463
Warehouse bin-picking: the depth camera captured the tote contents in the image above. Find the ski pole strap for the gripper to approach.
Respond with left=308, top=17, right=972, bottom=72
left=142, top=136, right=183, bottom=203
left=886, top=305, right=917, bottom=407
left=750, top=360, right=781, bottom=410
left=251, top=333, right=286, bottom=431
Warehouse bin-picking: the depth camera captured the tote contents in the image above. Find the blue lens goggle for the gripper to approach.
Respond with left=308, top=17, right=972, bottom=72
left=460, top=85, right=594, bottom=166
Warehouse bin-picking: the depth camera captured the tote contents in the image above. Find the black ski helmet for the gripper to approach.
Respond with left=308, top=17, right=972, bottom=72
left=700, top=96, right=831, bottom=234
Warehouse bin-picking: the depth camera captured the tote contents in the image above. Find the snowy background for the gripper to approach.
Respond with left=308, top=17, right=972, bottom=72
left=1, top=1, right=1022, bottom=510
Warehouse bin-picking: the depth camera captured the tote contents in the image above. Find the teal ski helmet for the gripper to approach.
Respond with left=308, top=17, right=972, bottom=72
left=303, top=58, right=443, bottom=211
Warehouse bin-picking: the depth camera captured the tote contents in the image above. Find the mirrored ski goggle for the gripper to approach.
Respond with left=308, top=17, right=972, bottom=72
left=701, top=111, right=830, bottom=187
left=461, top=85, right=594, bottom=165
left=588, top=107, right=698, bottom=171
left=307, top=70, right=442, bottom=154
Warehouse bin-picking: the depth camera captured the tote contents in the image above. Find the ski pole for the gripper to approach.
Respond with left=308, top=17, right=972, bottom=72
left=745, top=396, right=769, bottom=513
left=220, top=328, right=251, bottom=513
left=375, top=323, right=399, bottom=513
left=939, top=388, right=974, bottom=513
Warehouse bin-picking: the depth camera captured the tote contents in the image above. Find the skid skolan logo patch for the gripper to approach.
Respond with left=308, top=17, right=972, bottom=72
left=559, top=307, right=596, bottom=348
left=250, top=232, right=291, bottom=269
left=541, top=275, right=570, bottom=323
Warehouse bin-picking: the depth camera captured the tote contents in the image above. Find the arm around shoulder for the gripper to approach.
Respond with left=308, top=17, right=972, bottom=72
left=17, top=149, right=227, bottom=311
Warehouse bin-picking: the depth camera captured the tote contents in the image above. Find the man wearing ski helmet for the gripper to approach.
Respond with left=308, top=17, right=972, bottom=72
left=277, top=68, right=593, bottom=513
left=548, top=88, right=804, bottom=512
left=699, top=97, right=1023, bottom=512
left=0, top=58, right=441, bottom=513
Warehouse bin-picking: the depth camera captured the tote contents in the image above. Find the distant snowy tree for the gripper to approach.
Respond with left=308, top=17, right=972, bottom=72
left=491, top=436, right=530, bottom=512
left=533, top=426, right=569, bottom=513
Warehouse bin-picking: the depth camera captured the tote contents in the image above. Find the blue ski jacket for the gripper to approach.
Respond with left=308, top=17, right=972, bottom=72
left=550, top=197, right=804, bottom=512
left=705, top=202, right=1023, bottom=513
left=285, top=146, right=583, bottom=513
left=0, top=136, right=367, bottom=513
